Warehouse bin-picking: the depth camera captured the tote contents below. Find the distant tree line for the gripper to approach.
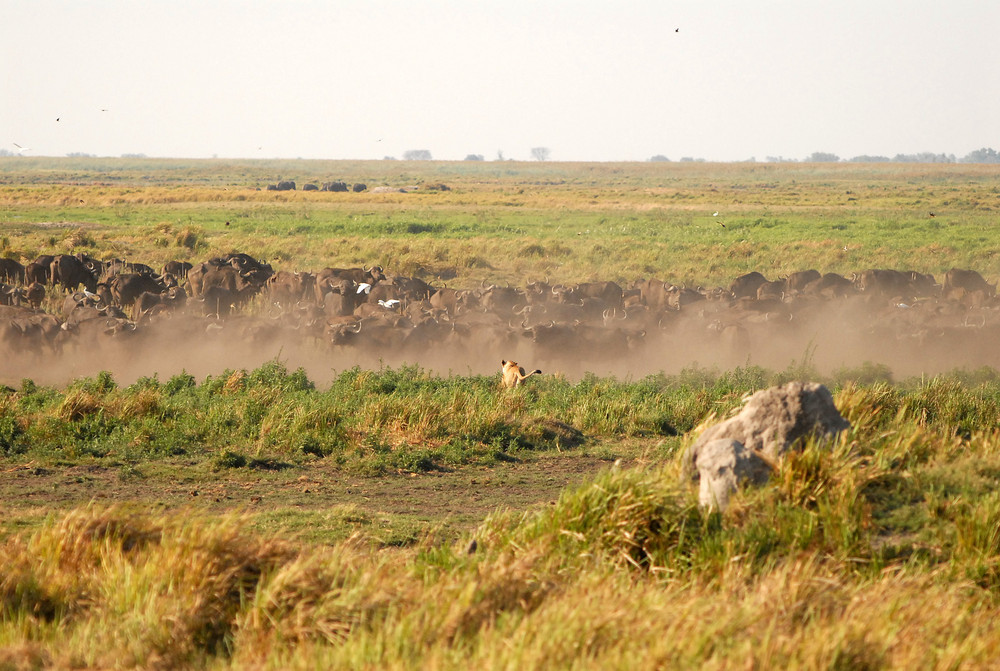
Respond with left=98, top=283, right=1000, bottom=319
left=2, top=145, right=998, bottom=163
left=644, top=148, right=1000, bottom=164
left=824, top=149, right=1000, bottom=163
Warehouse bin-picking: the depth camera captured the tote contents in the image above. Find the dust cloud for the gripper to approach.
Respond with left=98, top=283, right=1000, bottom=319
left=5, top=295, right=998, bottom=389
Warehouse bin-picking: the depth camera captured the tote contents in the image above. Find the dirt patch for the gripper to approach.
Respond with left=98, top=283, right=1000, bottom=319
left=22, top=221, right=98, bottom=229
left=0, top=451, right=622, bottom=544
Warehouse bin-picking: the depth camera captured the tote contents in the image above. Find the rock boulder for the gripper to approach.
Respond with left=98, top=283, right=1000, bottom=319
left=682, top=381, right=850, bottom=509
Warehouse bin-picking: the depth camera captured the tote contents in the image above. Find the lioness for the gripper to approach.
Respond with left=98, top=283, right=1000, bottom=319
left=501, top=359, right=542, bottom=389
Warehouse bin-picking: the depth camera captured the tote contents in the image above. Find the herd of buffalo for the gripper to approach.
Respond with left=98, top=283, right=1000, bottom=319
left=1, top=250, right=999, bottom=381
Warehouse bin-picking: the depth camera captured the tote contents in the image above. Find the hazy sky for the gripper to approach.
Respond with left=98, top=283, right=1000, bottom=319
left=3, top=0, right=998, bottom=162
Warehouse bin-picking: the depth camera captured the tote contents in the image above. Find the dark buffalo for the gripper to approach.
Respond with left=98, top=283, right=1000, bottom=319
left=0, top=308, right=61, bottom=358
left=315, top=265, right=386, bottom=294
left=134, top=286, right=187, bottom=324
left=756, top=279, right=786, bottom=301
left=729, top=272, right=769, bottom=300
left=318, top=278, right=363, bottom=316
left=217, top=253, right=274, bottom=282
left=188, top=263, right=244, bottom=297
left=50, top=254, right=99, bottom=292
left=61, top=291, right=101, bottom=318
left=429, top=286, right=479, bottom=315
left=552, top=281, right=624, bottom=309
left=802, top=273, right=855, bottom=299
left=633, top=278, right=674, bottom=314
left=24, top=282, right=46, bottom=309
left=99, top=258, right=155, bottom=282
left=383, top=275, right=434, bottom=302
left=522, top=280, right=554, bottom=306
left=855, top=269, right=937, bottom=300
left=267, top=270, right=317, bottom=307
left=785, top=270, right=822, bottom=294
left=0, top=258, right=25, bottom=284
left=25, top=255, right=56, bottom=284
left=188, top=255, right=272, bottom=298
left=162, top=260, right=193, bottom=279
left=943, top=268, right=996, bottom=300
left=110, top=273, right=166, bottom=309
left=199, top=285, right=252, bottom=318
left=666, top=285, right=706, bottom=310
left=0, top=284, right=18, bottom=306
left=478, top=283, right=524, bottom=315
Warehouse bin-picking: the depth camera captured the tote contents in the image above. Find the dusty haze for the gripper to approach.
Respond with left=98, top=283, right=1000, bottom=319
left=6, top=300, right=996, bottom=389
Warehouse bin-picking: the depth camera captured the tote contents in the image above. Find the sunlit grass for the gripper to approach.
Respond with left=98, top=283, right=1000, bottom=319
left=2, top=158, right=999, bottom=286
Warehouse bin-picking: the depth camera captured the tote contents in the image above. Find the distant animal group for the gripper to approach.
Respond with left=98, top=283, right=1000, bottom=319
left=1, top=250, right=999, bottom=376
left=264, top=180, right=367, bottom=192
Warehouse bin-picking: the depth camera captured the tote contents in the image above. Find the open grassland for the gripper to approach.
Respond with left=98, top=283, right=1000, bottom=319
left=3, top=159, right=1000, bottom=668
left=2, top=158, right=999, bottom=288
left=5, top=364, right=1000, bottom=667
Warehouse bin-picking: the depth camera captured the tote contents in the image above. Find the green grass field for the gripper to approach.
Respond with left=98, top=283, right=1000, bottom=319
left=3, top=158, right=999, bottom=287
left=2, top=159, right=1000, bottom=669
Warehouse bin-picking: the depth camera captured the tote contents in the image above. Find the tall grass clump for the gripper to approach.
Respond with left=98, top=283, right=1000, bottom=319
left=473, top=467, right=707, bottom=574
left=0, top=506, right=294, bottom=668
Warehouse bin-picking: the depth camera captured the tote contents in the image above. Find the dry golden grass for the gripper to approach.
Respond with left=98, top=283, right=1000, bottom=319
left=4, top=484, right=1000, bottom=669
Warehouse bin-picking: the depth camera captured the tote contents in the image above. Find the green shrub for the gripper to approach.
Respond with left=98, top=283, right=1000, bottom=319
left=213, top=450, right=248, bottom=469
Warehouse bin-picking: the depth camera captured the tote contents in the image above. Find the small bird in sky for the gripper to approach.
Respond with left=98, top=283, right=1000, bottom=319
left=56, top=117, right=60, bottom=122
left=675, top=28, right=679, bottom=32
left=12, top=143, right=29, bottom=154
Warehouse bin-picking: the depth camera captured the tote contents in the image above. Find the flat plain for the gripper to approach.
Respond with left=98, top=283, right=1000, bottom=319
left=2, top=159, right=1000, bottom=669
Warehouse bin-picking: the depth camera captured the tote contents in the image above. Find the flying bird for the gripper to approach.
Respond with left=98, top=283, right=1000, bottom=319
left=12, top=143, right=29, bottom=154
left=378, top=299, right=401, bottom=309
left=356, top=282, right=372, bottom=295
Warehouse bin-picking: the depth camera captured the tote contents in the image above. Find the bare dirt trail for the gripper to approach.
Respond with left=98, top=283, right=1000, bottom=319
left=0, top=451, right=624, bottom=543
